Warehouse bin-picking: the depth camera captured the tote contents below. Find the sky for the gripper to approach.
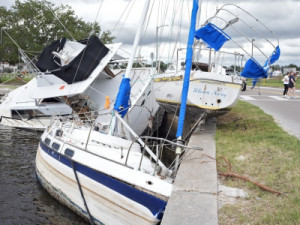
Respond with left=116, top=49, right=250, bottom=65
left=2, top=0, right=300, bottom=67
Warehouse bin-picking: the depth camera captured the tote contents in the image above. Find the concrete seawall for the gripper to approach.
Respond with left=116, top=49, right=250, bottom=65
left=161, top=118, right=218, bottom=225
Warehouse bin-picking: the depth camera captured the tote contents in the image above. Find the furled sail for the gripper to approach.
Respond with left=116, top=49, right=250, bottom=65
left=113, top=77, right=131, bottom=117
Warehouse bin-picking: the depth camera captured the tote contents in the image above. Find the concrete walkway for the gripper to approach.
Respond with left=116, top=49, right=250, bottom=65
left=161, top=118, right=218, bottom=225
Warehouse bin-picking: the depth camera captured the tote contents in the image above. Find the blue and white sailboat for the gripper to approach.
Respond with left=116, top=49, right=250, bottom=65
left=35, top=1, right=174, bottom=224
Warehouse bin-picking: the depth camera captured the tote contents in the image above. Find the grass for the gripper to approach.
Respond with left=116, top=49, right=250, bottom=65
left=0, top=74, right=32, bottom=89
left=0, top=76, right=32, bottom=83
left=216, top=100, right=300, bottom=225
left=249, top=76, right=284, bottom=88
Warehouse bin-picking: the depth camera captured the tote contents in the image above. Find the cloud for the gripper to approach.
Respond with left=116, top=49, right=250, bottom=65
left=1, top=0, right=299, bottom=66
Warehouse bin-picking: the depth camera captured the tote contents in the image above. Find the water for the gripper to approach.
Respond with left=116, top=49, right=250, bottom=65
left=0, top=127, right=88, bottom=225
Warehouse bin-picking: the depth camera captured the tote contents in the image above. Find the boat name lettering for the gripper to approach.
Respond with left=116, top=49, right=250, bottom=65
left=154, top=76, right=183, bottom=82
left=193, top=88, right=226, bottom=98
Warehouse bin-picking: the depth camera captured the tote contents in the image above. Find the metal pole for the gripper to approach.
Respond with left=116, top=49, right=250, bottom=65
left=156, top=25, right=168, bottom=73
left=156, top=26, right=158, bottom=72
left=251, top=38, right=255, bottom=57
left=124, top=0, right=151, bottom=78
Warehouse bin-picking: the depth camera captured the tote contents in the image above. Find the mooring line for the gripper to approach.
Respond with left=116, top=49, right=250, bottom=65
left=71, top=161, right=94, bottom=225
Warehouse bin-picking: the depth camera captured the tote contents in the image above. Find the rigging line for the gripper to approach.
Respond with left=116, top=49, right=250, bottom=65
left=94, top=0, right=104, bottom=27
left=157, top=0, right=181, bottom=65
left=165, top=0, right=182, bottom=64
left=112, top=0, right=133, bottom=33
left=174, top=0, right=185, bottom=61
left=160, top=0, right=175, bottom=65
left=137, top=0, right=156, bottom=58
left=177, top=0, right=185, bottom=50
left=45, top=4, right=75, bottom=41
left=88, top=85, right=116, bottom=101
left=73, top=0, right=106, bottom=112
left=160, top=0, right=185, bottom=59
left=197, top=0, right=203, bottom=29
left=115, top=0, right=137, bottom=38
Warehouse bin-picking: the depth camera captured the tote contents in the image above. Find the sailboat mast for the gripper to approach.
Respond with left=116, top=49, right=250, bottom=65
left=173, top=0, right=199, bottom=176
left=176, top=0, right=199, bottom=139
left=124, top=0, right=150, bottom=78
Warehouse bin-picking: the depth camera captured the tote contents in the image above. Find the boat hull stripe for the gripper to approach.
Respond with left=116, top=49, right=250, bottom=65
left=39, top=141, right=166, bottom=219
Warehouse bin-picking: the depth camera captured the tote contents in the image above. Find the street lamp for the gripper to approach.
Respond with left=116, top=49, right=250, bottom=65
left=156, top=24, right=168, bottom=73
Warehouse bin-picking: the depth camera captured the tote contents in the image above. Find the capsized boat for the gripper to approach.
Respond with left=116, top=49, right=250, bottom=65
left=0, top=35, right=161, bottom=134
left=0, top=35, right=119, bottom=130
left=153, top=3, right=280, bottom=120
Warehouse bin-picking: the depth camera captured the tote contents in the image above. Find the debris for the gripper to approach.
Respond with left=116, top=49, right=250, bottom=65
left=218, top=156, right=283, bottom=195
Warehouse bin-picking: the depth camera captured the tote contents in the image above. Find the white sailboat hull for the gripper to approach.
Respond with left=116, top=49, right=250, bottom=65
left=36, top=128, right=171, bottom=225
left=154, top=71, right=242, bottom=116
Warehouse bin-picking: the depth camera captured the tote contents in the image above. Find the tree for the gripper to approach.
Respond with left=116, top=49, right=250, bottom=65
left=0, top=0, right=114, bottom=64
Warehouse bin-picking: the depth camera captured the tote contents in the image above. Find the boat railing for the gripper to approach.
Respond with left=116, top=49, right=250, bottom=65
left=204, top=4, right=278, bottom=68
left=176, top=46, right=245, bottom=75
left=0, top=114, right=47, bottom=128
left=49, top=110, right=203, bottom=178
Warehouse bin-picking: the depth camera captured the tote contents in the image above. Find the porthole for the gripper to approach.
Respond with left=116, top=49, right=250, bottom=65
left=52, top=142, right=60, bottom=151
left=65, top=149, right=74, bottom=158
left=146, top=181, right=153, bottom=185
left=45, top=138, right=51, bottom=146
left=56, top=129, right=63, bottom=137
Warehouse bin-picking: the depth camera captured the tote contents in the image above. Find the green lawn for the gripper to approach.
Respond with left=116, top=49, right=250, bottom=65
left=251, top=76, right=284, bottom=88
left=0, top=74, right=32, bottom=89
left=216, top=100, right=300, bottom=225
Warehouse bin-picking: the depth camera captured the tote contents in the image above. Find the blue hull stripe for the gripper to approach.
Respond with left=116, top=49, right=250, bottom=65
left=39, top=141, right=167, bottom=219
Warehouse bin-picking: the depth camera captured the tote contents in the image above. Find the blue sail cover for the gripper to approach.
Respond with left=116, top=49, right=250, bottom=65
left=176, top=0, right=199, bottom=138
left=242, top=45, right=280, bottom=79
left=269, top=45, right=280, bottom=64
left=241, top=58, right=268, bottom=78
left=195, top=23, right=231, bottom=51
left=113, top=77, right=131, bottom=117
left=263, top=45, right=281, bottom=69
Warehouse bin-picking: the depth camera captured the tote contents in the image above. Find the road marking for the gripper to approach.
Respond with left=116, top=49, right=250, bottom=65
left=240, top=95, right=255, bottom=100
left=269, top=96, right=288, bottom=101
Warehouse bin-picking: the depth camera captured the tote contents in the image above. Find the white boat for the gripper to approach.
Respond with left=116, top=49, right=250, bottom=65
left=154, top=50, right=243, bottom=118
left=153, top=3, right=280, bottom=119
left=0, top=34, right=161, bottom=134
left=36, top=1, right=175, bottom=224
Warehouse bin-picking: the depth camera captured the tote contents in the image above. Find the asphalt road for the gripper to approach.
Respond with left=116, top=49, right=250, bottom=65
left=240, top=86, right=300, bottom=139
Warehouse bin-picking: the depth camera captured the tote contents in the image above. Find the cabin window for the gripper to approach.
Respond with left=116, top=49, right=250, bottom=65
left=64, top=149, right=74, bottom=158
left=45, top=138, right=51, bottom=146
left=56, top=129, right=63, bottom=137
left=11, top=110, right=42, bottom=119
left=52, top=142, right=60, bottom=151
left=41, top=98, right=61, bottom=103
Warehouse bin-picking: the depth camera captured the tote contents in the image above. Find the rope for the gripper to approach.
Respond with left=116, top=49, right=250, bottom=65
left=46, top=6, right=75, bottom=40
left=71, top=160, right=95, bottom=225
